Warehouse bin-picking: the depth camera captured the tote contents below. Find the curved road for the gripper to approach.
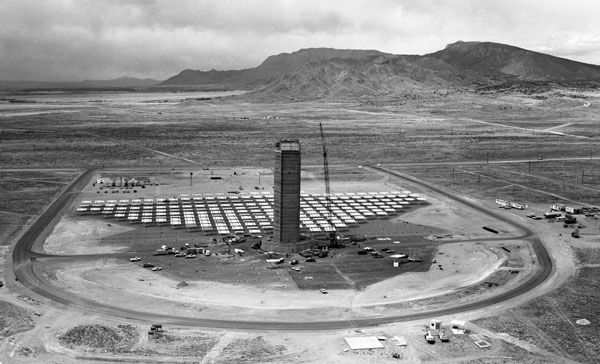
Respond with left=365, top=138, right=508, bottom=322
left=11, top=166, right=553, bottom=330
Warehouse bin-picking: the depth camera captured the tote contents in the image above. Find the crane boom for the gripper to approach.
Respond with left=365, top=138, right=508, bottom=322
left=319, top=123, right=333, bottom=233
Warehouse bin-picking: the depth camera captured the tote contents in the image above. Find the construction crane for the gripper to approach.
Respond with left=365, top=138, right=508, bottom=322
left=319, top=122, right=336, bottom=245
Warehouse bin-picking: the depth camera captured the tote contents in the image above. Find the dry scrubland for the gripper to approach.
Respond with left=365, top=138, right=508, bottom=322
left=473, top=248, right=600, bottom=364
left=2, top=90, right=600, bottom=169
left=0, top=170, right=80, bottom=244
left=1, top=88, right=600, bottom=363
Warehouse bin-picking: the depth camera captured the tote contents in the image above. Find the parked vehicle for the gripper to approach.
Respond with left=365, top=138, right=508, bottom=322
left=129, top=257, right=141, bottom=262
left=438, top=330, right=449, bottom=342
left=425, top=330, right=435, bottom=344
left=151, top=267, right=162, bottom=271
left=320, top=288, right=328, bottom=294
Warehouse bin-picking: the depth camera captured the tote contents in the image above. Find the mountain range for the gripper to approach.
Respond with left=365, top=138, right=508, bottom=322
left=163, top=41, right=600, bottom=99
left=3, top=41, right=599, bottom=97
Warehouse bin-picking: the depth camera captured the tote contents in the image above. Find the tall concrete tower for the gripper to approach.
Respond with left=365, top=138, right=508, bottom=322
left=267, top=140, right=301, bottom=253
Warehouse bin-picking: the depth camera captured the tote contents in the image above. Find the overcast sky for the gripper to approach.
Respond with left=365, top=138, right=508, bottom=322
left=1, top=0, right=599, bottom=81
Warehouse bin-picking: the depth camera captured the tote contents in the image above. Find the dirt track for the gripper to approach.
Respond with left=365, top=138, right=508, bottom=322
left=9, top=164, right=554, bottom=331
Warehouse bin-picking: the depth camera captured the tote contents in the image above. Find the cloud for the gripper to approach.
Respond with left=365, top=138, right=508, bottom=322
left=0, top=0, right=599, bottom=81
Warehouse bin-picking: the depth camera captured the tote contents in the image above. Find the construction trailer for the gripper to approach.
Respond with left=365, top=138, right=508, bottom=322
left=495, top=198, right=509, bottom=208
left=565, top=206, right=582, bottom=214
left=544, top=211, right=562, bottom=218
left=509, top=202, right=527, bottom=210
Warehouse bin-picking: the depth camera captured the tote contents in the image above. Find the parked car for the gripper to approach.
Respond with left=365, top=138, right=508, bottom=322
left=438, top=330, right=449, bottom=342
left=129, top=257, right=141, bottom=262
left=151, top=267, right=162, bottom=271
left=320, top=288, right=328, bottom=294
left=425, top=331, right=435, bottom=344
left=306, top=257, right=316, bottom=263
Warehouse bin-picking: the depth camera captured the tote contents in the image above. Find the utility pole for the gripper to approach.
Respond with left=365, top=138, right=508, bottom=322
left=452, top=167, right=455, bottom=179
left=190, top=172, right=193, bottom=187
left=486, top=152, right=489, bottom=164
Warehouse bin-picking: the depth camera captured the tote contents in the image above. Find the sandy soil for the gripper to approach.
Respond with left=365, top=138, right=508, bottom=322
left=49, top=239, right=499, bottom=313
left=42, top=217, right=132, bottom=255
left=403, top=193, right=521, bottom=240
left=353, top=242, right=505, bottom=305
left=78, top=166, right=406, bottom=205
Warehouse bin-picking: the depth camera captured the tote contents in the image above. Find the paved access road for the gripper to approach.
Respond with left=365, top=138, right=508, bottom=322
left=11, top=166, right=553, bottom=330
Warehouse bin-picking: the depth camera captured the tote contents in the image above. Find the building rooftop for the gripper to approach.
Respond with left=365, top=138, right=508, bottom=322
left=275, top=140, right=300, bottom=151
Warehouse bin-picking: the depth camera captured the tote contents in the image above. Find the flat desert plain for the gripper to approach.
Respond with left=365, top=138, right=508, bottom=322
left=1, top=88, right=600, bottom=363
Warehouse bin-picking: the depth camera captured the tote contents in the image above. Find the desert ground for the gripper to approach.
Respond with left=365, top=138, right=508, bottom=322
left=1, top=88, right=600, bottom=363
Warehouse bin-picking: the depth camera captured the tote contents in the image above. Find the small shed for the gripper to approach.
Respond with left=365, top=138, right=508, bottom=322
left=451, top=320, right=466, bottom=334
left=430, top=319, right=442, bottom=330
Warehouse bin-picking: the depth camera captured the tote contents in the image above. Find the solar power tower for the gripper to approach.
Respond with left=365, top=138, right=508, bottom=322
left=267, top=140, right=301, bottom=253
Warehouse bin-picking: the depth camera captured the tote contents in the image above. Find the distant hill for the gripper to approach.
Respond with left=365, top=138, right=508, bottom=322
left=253, top=55, right=472, bottom=99
left=161, top=48, right=387, bottom=86
left=163, top=41, right=600, bottom=99
left=0, top=77, right=160, bottom=90
left=160, top=69, right=245, bottom=86
left=427, top=41, right=600, bottom=81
